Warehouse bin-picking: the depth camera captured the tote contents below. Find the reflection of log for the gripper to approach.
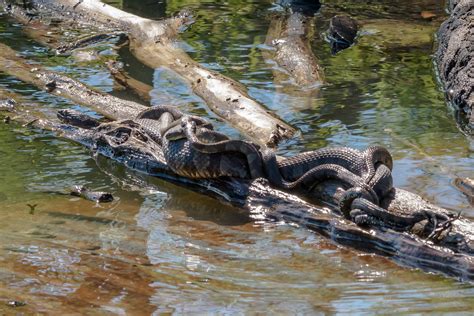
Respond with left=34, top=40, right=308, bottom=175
left=265, top=11, right=324, bottom=88
left=436, top=0, right=474, bottom=131
left=105, top=60, right=153, bottom=102
left=21, top=0, right=296, bottom=147
left=2, top=85, right=474, bottom=282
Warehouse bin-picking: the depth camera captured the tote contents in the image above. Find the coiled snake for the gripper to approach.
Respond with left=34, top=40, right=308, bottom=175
left=57, top=105, right=455, bottom=236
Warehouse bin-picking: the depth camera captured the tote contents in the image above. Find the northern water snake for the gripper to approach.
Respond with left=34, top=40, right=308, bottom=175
left=56, top=106, right=455, bottom=237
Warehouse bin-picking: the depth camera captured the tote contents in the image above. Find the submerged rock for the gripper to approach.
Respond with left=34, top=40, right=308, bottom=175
left=6, top=300, right=26, bottom=307
left=0, top=98, right=16, bottom=111
left=70, top=185, right=114, bottom=203
left=71, top=49, right=100, bottom=63
left=327, top=15, right=358, bottom=54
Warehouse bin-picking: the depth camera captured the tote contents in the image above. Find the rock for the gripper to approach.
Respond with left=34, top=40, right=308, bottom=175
left=0, top=98, right=16, bottom=111
left=71, top=49, right=99, bottom=63
left=328, top=15, right=358, bottom=54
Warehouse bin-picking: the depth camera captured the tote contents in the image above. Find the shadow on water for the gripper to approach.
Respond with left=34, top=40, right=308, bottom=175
left=0, top=0, right=473, bottom=314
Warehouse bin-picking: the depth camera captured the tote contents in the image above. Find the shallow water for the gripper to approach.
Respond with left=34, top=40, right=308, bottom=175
left=0, top=0, right=473, bottom=314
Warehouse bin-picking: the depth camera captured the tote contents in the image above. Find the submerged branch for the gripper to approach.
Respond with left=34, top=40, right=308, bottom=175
left=105, top=60, right=153, bottom=102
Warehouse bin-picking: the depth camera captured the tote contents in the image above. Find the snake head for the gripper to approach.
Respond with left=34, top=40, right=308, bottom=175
left=181, top=116, right=197, bottom=135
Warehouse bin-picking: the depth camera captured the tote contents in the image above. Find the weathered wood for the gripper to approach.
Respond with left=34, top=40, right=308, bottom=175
left=0, top=42, right=146, bottom=120
left=436, top=0, right=474, bottom=131
left=106, top=60, right=153, bottom=102
left=2, top=88, right=474, bottom=282
left=18, top=0, right=296, bottom=147
left=264, top=11, right=324, bottom=88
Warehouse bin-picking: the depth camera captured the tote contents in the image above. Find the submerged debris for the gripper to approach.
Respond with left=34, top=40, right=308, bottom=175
left=327, top=15, right=358, bottom=54
left=27, top=203, right=38, bottom=215
left=0, top=98, right=16, bottom=111
left=6, top=300, right=26, bottom=307
left=70, top=185, right=114, bottom=203
left=454, top=177, right=474, bottom=205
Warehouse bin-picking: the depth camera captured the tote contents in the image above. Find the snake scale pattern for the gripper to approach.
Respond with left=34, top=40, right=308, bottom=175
left=57, top=105, right=456, bottom=236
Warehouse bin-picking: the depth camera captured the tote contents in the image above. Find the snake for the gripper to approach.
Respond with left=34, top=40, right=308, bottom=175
left=56, top=106, right=458, bottom=238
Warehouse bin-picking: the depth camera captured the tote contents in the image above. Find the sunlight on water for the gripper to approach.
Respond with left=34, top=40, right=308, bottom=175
left=0, top=0, right=473, bottom=314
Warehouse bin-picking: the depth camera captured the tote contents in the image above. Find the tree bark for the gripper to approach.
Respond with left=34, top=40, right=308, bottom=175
left=264, top=11, right=324, bottom=88
left=436, top=0, right=474, bottom=131
left=21, top=0, right=296, bottom=147
left=0, top=42, right=146, bottom=120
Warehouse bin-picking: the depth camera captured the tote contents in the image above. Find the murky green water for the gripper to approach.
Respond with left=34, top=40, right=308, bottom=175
left=0, top=0, right=473, bottom=314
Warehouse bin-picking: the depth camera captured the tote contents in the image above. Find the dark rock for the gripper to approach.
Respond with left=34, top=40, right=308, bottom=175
left=328, top=15, right=358, bottom=54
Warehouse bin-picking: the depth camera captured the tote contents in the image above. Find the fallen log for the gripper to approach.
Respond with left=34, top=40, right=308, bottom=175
left=2, top=88, right=474, bottom=282
left=327, top=15, right=358, bottom=54
left=436, top=0, right=474, bottom=132
left=0, top=42, right=146, bottom=120
left=11, top=0, right=296, bottom=147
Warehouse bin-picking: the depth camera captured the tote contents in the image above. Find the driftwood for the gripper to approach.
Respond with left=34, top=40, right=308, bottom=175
left=8, top=0, right=296, bottom=147
left=0, top=42, right=146, bottom=120
left=264, top=10, right=324, bottom=88
left=2, top=85, right=474, bottom=282
left=436, top=0, right=474, bottom=132
left=327, top=15, right=358, bottom=54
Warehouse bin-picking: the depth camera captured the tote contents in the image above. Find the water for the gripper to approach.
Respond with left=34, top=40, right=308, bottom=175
left=0, top=0, right=473, bottom=314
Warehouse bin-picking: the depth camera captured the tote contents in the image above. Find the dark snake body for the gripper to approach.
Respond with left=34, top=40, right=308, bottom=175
left=56, top=106, right=456, bottom=237
left=55, top=106, right=394, bottom=202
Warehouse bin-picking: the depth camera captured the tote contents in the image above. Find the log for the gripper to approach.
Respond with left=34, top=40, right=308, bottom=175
left=14, top=0, right=296, bottom=147
left=0, top=42, right=146, bottom=120
left=105, top=60, right=153, bottom=102
left=264, top=10, right=324, bottom=88
left=2, top=88, right=474, bottom=282
left=436, top=0, right=474, bottom=131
